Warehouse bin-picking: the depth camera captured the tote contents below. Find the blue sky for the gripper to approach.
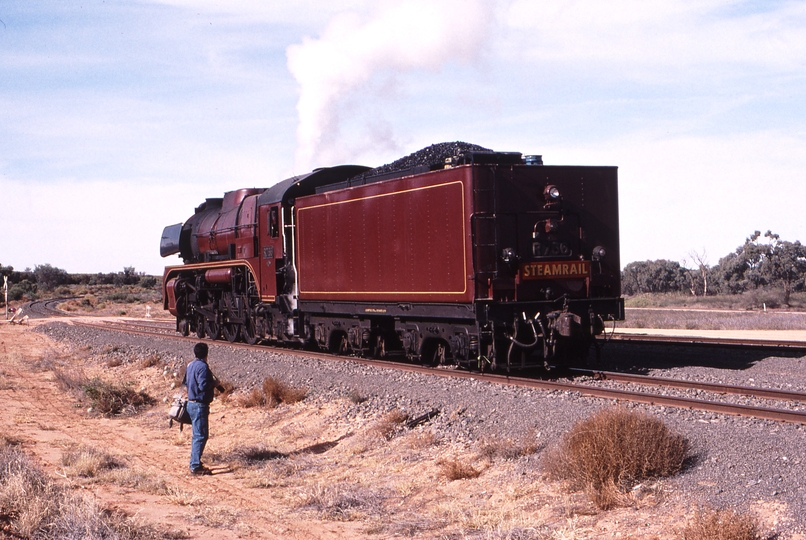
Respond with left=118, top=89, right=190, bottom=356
left=1, top=0, right=805, bottom=276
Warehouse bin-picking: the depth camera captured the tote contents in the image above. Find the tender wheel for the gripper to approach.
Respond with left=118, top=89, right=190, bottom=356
left=222, top=323, right=240, bottom=343
left=422, top=340, right=448, bottom=367
left=373, top=335, right=386, bottom=358
left=328, top=332, right=349, bottom=355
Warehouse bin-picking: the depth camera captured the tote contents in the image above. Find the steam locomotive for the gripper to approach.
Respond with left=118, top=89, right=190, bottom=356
left=160, top=143, right=623, bottom=370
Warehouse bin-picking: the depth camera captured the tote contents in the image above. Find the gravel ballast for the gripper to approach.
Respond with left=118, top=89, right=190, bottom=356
left=37, top=321, right=806, bottom=536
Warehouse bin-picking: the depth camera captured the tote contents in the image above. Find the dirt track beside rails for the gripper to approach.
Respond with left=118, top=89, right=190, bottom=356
left=3, top=318, right=806, bottom=539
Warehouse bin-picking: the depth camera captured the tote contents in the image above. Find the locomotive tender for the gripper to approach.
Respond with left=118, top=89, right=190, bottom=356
left=161, top=143, right=624, bottom=369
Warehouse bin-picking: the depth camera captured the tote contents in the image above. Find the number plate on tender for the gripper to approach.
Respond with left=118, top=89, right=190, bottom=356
left=532, top=241, right=572, bottom=257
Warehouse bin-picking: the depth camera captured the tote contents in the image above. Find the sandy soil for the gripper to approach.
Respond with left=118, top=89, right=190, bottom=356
left=1, top=319, right=802, bottom=539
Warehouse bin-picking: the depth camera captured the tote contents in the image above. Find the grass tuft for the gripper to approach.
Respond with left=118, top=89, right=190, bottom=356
left=138, top=354, right=163, bottom=368
left=237, top=377, right=306, bottom=408
left=368, top=409, right=408, bottom=440
left=81, top=377, right=156, bottom=416
left=681, top=508, right=761, bottom=540
left=545, top=408, right=690, bottom=509
left=60, top=444, right=123, bottom=478
left=0, top=440, right=167, bottom=539
left=438, top=458, right=482, bottom=481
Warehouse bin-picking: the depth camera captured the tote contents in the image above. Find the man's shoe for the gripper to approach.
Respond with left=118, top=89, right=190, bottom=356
left=190, top=466, right=213, bottom=476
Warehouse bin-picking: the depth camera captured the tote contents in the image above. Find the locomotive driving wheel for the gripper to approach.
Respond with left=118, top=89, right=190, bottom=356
left=222, top=323, right=240, bottom=343
left=241, top=318, right=259, bottom=345
left=195, top=315, right=206, bottom=339
left=205, top=318, right=221, bottom=340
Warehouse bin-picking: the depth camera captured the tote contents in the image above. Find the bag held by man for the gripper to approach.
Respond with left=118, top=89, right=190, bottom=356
left=168, top=396, right=192, bottom=431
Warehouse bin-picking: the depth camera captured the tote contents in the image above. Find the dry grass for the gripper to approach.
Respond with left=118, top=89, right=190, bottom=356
left=367, top=409, right=408, bottom=440
left=0, top=439, right=169, bottom=539
left=138, top=354, right=164, bottom=369
left=53, top=365, right=90, bottom=392
left=60, top=444, right=122, bottom=478
left=544, top=408, right=690, bottom=509
left=295, top=482, right=390, bottom=521
left=439, top=458, right=483, bottom=481
left=479, top=434, right=543, bottom=461
left=81, top=377, right=155, bottom=415
left=237, top=376, right=307, bottom=408
left=623, top=308, right=806, bottom=331
left=681, top=508, right=762, bottom=540
left=215, top=378, right=237, bottom=403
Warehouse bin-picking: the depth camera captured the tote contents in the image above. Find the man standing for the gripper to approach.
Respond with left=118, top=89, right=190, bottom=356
left=184, top=342, right=216, bottom=475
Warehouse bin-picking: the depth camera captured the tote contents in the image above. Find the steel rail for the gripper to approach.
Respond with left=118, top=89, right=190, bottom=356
left=568, top=368, right=806, bottom=403
left=68, top=319, right=806, bottom=425
left=610, top=332, right=806, bottom=351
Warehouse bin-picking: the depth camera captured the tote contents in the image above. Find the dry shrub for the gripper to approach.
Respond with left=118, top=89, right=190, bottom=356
left=138, top=354, right=163, bottom=368
left=53, top=366, right=89, bottom=392
left=238, top=377, right=306, bottom=408
left=479, top=434, right=542, bottom=461
left=368, top=409, right=408, bottom=440
left=82, top=378, right=155, bottom=415
left=347, top=389, right=367, bottom=404
left=681, top=508, right=761, bottom=540
left=239, top=387, right=266, bottom=408
left=438, top=458, right=482, bottom=481
left=215, top=378, right=236, bottom=403
left=404, top=430, right=438, bottom=450
left=107, top=357, right=124, bottom=368
left=61, top=444, right=122, bottom=478
left=545, top=408, right=690, bottom=509
left=263, top=376, right=306, bottom=406
left=296, top=482, right=389, bottom=521
left=0, top=443, right=165, bottom=539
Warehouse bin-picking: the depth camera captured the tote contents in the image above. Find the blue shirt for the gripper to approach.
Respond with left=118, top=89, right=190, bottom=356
left=185, top=358, right=215, bottom=404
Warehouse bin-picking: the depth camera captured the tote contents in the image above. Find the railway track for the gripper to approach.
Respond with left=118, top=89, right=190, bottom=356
left=70, top=318, right=806, bottom=425
left=20, top=297, right=82, bottom=319
left=610, top=332, right=806, bottom=352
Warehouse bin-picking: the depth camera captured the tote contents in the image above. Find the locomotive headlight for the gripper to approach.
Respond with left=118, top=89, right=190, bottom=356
left=501, top=247, right=518, bottom=263
left=544, top=185, right=561, bottom=201
left=592, top=246, right=607, bottom=261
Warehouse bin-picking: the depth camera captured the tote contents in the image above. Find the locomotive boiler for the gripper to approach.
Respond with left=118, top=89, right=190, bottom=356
left=161, top=143, right=624, bottom=369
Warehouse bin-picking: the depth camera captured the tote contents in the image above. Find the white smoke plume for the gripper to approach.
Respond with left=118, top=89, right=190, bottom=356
left=286, top=0, right=495, bottom=171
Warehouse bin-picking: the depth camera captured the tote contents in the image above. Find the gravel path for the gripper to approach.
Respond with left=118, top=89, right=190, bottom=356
left=37, top=322, right=806, bottom=537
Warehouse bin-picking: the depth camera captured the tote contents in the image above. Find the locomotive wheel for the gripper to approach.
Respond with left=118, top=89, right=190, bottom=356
left=178, top=319, right=190, bottom=337
left=195, top=317, right=206, bottom=339
left=222, top=323, right=240, bottom=343
left=205, top=319, right=221, bottom=340
left=241, top=319, right=259, bottom=345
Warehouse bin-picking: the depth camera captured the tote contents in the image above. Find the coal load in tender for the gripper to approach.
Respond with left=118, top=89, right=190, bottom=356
left=352, top=141, right=492, bottom=181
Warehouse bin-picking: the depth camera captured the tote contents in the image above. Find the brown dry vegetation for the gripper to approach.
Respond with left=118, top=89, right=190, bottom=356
left=681, top=508, right=763, bottom=540
left=544, top=408, right=690, bottom=510
left=0, top=321, right=794, bottom=539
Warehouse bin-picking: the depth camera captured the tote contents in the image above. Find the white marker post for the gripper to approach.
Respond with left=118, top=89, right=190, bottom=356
left=3, top=276, right=7, bottom=321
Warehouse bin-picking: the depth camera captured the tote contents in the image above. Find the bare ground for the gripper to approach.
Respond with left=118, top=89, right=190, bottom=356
left=1, top=319, right=800, bottom=539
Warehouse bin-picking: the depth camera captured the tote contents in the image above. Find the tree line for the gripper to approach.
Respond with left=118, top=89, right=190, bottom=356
left=622, top=231, right=806, bottom=305
left=1, top=264, right=158, bottom=303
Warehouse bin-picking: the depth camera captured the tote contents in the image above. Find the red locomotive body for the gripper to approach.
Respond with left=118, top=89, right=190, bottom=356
left=161, top=143, right=623, bottom=369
